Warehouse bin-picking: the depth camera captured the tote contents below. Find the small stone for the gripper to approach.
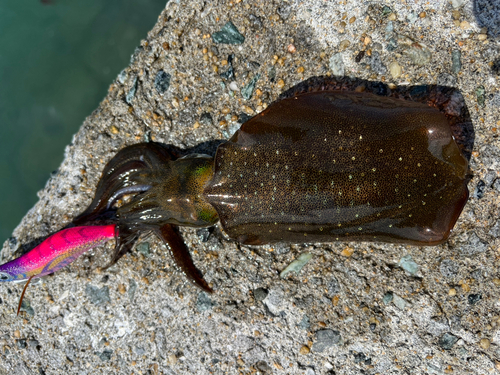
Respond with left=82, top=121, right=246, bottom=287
left=392, top=293, right=407, bottom=310
left=460, top=20, right=470, bottom=29
left=329, top=53, right=345, bottom=76
left=263, top=288, right=285, bottom=316
left=437, top=73, right=457, bottom=87
left=451, top=50, right=461, bottom=74
left=241, top=105, right=254, bottom=115
left=327, top=277, right=341, bottom=297
left=478, top=34, right=487, bottom=41
left=340, top=247, right=354, bottom=257
left=196, top=292, right=214, bottom=312
left=117, top=69, right=127, bottom=84
left=476, top=86, right=486, bottom=107
left=387, top=13, right=397, bottom=21
left=128, top=279, right=137, bottom=302
left=451, top=0, right=466, bottom=8
left=338, top=40, right=350, bottom=51
left=468, top=294, right=482, bottom=305
left=154, top=70, right=171, bottom=94
left=241, top=74, right=260, bottom=100
left=369, top=51, right=387, bottom=74
left=448, top=288, right=457, bottom=296
left=489, top=92, right=500, bottom=109
left=299, top=345, right=310, bottom=355
left=451, top=10, right=461, bottom=20
left=220, top=57, right=235, bottom=80
left=407, top=11, right=418, bottom=23
left=474, top=180, right=486, bottom=199
left=459, top=233, right=487, bottom=256
left=398, top=255, right=418, bottom=275
left=98, top=349, right=113, bottom=361
left=117, top=284, right=126, bottom=295
left=196, top=227, right=213, bottom=242
left=385, top=21, right=394, bottom=35
left=280, top=252, right=313, bottom=278
left=200, top=112, right=214, bottom=127
left=298, top=315, right=310, bottom=330
left=439, top=333, right=459, bottom=350
left=109, top=125, right=119, bottom=134
left=16, top=339, right=27, bottom=349
left=136, top=242, right=150, bottom=257
left=381, top=6, right=392, bottom=17
left=353, top=352, right=367, bottom=363
left=383, top=291, right=393, bottom=305
left=85, top=285, right=110, bottom=305
left=406, top=43, right=432, bottom=66
left=355, top=51, right=365, bottom=63
left=28, top=339, right=39, bottom=347
left=125, top=77, right=138, bottom=104
left=168, top=353, right=178, bottom=365
left=8, top=237, right=18, bottom=250
left=14, top=330, right=20, bottom=338
left=19, top=299, right=35, bottom=317
left=134, top=346, right=146, bottom=356
left=255, top=361, right=272, bottom=372
left=253, top=288, right=268, bottom=301
left=228, top=81, right=239, bottom=91
left=388, top=61, right=402, bottom=79
left=479, top=338, right=490, bottom=350
left=248, top=14, right=263, bottom=29
left=276, top=79, right=285, bottom=88
left=238, top=113, right=252, bottom=124
left=277, top=5, right=292, bottom=20
left=312, top=330, right=341, bottom=352
left=483, top=171, right=497, bottom=187
left=212, top=22, right=245, bottom=44
left=440, top=259, right=459, bottom=278
left=386, top=37, right=398, bottom=51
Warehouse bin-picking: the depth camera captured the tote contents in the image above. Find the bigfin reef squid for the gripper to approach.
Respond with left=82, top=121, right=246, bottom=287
left=0, top=77, right=474, bottom=311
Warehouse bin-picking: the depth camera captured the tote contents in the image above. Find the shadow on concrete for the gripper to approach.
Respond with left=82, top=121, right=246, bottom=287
left=473, top=0, right=500, bottom=38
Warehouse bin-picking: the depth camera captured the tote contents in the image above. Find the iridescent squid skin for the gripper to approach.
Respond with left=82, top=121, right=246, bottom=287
left=0, top=77, right=473, bottom=295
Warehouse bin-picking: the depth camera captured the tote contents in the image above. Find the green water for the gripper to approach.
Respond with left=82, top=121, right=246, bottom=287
left=0, top=0, right=166, bottom=241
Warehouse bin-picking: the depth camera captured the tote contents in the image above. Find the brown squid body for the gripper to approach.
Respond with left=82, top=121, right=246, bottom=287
left=74, top=78, right=472, bottom=292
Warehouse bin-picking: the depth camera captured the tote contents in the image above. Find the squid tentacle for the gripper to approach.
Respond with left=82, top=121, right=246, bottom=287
left=74, top=143, right=179, bottom=226
left=157, top=224, right=212, bottom=293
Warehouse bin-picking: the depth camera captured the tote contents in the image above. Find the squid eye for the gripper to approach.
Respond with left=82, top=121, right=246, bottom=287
left=0, top=272, right=12, bottom=281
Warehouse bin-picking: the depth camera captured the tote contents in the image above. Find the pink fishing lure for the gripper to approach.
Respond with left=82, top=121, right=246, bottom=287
left=0, top=225, right=116, bottom=282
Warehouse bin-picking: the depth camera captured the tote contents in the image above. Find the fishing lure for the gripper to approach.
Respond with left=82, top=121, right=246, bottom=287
left=0, top=77, right=473, bottom=302
left=0, top=225, right=116, bottom=314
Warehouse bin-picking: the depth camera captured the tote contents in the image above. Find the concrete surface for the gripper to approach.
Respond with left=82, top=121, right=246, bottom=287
left=1, top=0, right=500, bottom=374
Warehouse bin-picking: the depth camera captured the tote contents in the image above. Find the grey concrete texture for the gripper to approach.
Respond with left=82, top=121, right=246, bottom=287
left=1, top=0, right=500, bottom=374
